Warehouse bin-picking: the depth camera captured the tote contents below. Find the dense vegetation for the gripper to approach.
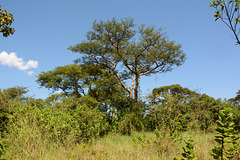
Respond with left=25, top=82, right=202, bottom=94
left=0, top=83, right=240, bottom=159
left=1, top=17, right=240, bottom=159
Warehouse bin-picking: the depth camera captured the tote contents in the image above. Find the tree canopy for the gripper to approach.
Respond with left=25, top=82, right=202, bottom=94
left=1, top=86, right=28, bottom=101
left=152, top=84, right=199, bottom=98
left=0, top=5, right=15, bottom=37
left=36, top=63, right=127, bottom=110
left=148, top=84, right=199, bottom=105
left=69, top=18, right=186, bottom=102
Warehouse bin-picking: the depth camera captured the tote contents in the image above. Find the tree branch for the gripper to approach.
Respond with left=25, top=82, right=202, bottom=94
left=131, top=77, right=136, bottom=92
left=100, top=54, right=116, bottom=69
left=122, top=59, right=136, bottom=74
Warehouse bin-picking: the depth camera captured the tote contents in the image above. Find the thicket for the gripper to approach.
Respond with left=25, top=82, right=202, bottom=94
left=0, top=84, right=240, bottom=159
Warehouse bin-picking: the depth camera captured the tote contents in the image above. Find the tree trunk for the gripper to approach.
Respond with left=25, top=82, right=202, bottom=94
left=129, top=91, right=133, bottom=100
left=73, top=78, right=81, bottom=98
left=134, top=74, right=139, bottom=102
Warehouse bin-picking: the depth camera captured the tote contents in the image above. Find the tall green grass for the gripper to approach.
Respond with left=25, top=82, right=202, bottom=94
left=2, top=128, right=218, bottom=159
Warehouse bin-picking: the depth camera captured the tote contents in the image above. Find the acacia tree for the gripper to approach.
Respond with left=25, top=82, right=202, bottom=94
left=0, top=5, right=15, bottom=37
left=209, top=0, right=240, bottom=45
left=69, top=18, right=186, bottom=102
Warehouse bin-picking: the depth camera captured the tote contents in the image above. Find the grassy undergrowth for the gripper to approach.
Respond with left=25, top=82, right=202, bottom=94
left=1, top=130, right=218, bottom=160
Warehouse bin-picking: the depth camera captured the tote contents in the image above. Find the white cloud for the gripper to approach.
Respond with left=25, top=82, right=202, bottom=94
left=0, top=51, right=38, bottom=70
left=26, top=71, right=34, bottom=76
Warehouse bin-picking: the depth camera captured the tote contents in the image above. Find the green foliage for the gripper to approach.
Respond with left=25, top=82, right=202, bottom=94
left=147, top=92, right=190, bottom=138
left=0, top=87, right=30, bottom=133
left=1, top=86, right=28, bottom=101
left=118, top=112, right=145, bottom=135
left=173, top=137, right=198, bottom=160
left=37, top=63, right=127, bottom=110
left=209, top=0, right=240, bottom=45
left=69, top=17, right=186, bottom=101
left=36, top=64, right=89, bottom=98
left=188, top=94, right=227, bottom=131
left=0, top=143, right=7, bottom=159
left=131, top=132, right=152, bottom=148
left=200, top=114, right=211, bottom=131
left=0, top=5, right=15, bottom=37
left=0, top=91, right=9, bottom=133
left=232, top=105, right=240, bottom=130
left=147, top=85, right=234, bottom=134
left=181, top=138, right=198, bottom=160
left=211, top=108, right=239, bottom=159
left=7, top=101, right=109, bottom=145
left=149, top=85, right=199, bottom=130
left=228, top=90, right=240, bottom=129
left=229, top=90, right=240, bottom=106
left=118, top=101, right=145, bottom=135
left=151, top=84, right=199, bottom=100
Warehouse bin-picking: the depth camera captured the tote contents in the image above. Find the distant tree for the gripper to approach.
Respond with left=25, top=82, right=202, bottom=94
left=147, top=85, right=198, bottom=134
left=69, top=18, right=186, bottom=102
left=151, top=84, right=199, bottom=103
left=209, top=0, right=240, bottom=45
left=1, top=86, right=28, bottom=101
left=0, top=86, right=28, bottom=133
left=0, top=5, right=15, bottom=37
left=229, top=90, right=240, bottom=105
left=147, top=85, right=232, bottom=132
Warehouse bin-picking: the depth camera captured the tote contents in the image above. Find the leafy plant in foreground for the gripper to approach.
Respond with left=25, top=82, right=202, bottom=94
left=173, top=137, right=198, bottom=160
left=211, top=108, right=239, bottom=160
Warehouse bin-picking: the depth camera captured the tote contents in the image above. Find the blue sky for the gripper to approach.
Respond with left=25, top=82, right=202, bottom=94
left=0, top=0, right=239, bottom=100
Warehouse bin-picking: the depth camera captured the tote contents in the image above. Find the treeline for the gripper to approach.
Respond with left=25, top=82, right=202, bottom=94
left=1, top=84, right=240, bottom=139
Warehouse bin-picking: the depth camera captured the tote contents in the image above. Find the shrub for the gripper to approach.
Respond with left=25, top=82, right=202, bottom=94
left=7, top=102, right=109, bottom=145
left=211, top=108, right=239, bottom=160
left=173, top=137, right=198, bottom=160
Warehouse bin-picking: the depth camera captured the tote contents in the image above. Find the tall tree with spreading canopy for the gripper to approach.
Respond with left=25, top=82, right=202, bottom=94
left=0, top=5, right=15, bottom=37
left=69, top=18, right=186, bottom=102
left=209, top=0, right=240, bottom=45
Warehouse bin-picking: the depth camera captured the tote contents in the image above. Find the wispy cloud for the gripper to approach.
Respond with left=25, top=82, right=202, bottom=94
left=26, top=71, right=34, bottom=76
left=0, top=51, right=38, bottom=73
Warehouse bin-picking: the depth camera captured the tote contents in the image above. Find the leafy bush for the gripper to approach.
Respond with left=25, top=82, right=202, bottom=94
left=7, top=102, right=109, bottom=145
left=118, top=101, right=145, bottom=135
left=147, top=93, right=190, bottom=138
left=118, top=112, right=145, bottom=135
